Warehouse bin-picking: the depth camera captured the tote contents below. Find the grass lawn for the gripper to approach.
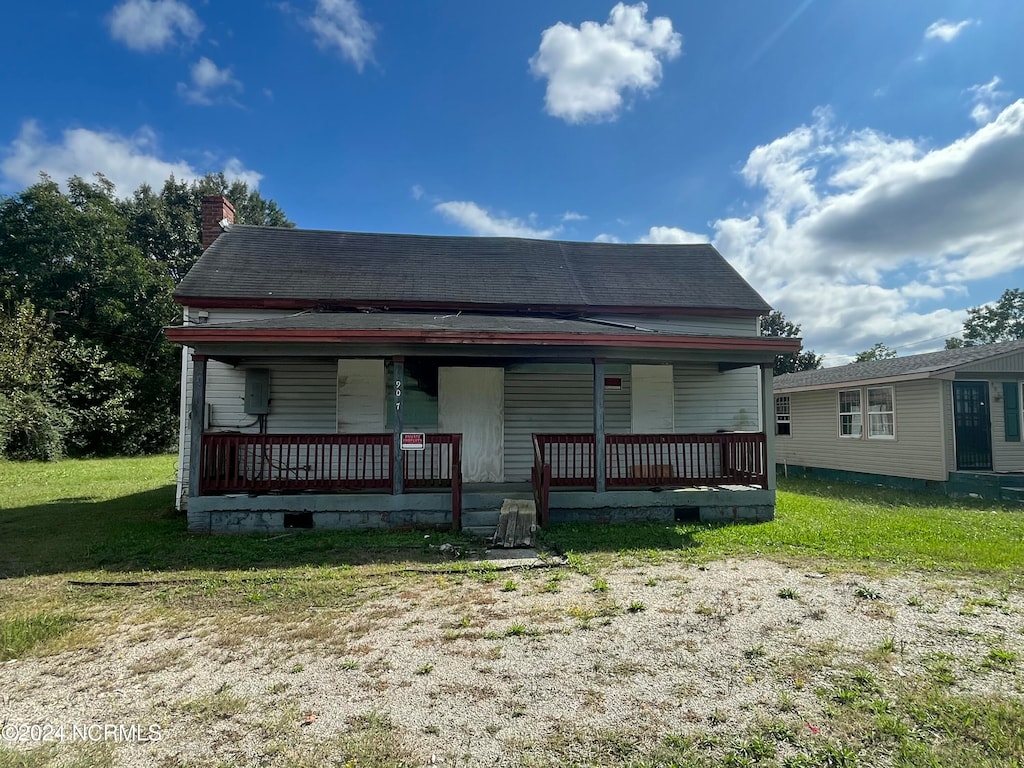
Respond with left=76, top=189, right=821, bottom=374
left=1, top=456, right=1022, bottom=767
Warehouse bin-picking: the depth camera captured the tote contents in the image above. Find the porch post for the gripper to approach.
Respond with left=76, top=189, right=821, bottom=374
left=761, top=363, right=777, bottom=490
left=392, top=356, right=404, bottom=495
left=188, top=353, right=208, bottom=499
left=594, top=358, right=606, bottom=493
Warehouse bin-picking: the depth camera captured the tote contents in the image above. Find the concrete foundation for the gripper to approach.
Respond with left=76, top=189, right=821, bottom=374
left=185, top=487, right=775, bottom=533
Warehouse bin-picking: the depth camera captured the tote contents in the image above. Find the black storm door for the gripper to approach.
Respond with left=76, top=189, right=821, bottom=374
left=953, top=381, right=992, bottom=471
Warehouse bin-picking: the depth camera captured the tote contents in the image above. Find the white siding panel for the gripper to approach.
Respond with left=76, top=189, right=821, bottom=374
left=775, top=379, right=947, bottom=481
left=336, top=359, right=384, bottom=433
left=503, top=364, right=630, bottom=482
left=439, top=367, right=504, bottom=482
left=674, top=364, right=760, bottom=433
left=631, top=365, right=675, bottom=433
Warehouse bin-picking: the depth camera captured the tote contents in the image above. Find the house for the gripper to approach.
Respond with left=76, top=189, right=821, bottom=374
left=773, top=341, right=1024, bottom=502
left=165, top=196, right=801, bottom=533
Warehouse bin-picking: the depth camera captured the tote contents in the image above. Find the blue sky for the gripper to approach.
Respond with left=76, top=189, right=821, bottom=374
left=2, top=1, right=1022, bottom=363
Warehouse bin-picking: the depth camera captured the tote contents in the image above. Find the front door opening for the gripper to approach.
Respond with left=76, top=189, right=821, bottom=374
left=953, top=381, right=992, bottom=471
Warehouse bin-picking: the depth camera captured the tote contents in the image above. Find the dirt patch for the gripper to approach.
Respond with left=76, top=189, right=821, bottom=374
left=2, top=558, right=1022, bottom=766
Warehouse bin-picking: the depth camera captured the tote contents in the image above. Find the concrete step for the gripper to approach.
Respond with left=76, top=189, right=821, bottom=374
left=462, top=509, right=501, bottom=527
left=462, top=525, right=497, bottom=540
left=1000, top=487, right=1024, bottom=504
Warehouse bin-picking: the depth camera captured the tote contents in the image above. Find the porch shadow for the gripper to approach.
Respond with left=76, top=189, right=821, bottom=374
left=539, top=520, right=705, bottom=555
left=0, top=485, right=479, bottom=579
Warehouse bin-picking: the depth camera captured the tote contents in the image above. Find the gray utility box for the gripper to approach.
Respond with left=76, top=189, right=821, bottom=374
left=244, top=368, right=271, bottom=414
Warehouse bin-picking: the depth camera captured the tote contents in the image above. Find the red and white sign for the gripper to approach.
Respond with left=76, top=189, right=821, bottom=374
left=400, top=432, right=426, bottom=451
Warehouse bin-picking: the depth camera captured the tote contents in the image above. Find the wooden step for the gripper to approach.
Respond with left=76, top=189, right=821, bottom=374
left=493, top=499, right=537, bottom=549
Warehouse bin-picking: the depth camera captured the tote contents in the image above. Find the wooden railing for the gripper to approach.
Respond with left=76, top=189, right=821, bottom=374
left=199, top=432, right=463, bottom=528
left=532, top=432, right=769, bottom=496
left=531, top=435, right=552, bottom=528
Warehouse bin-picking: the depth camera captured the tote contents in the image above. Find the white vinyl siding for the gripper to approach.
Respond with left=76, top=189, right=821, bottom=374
left=673, top=364, right=760, bottom=433
left=177, top=357, right=338, bottom=507
left=774, top=379, right=947, bottom=481
left=503, top=364, right=631, bottom=482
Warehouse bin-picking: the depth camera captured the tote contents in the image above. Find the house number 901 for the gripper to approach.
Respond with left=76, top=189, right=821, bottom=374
left=394, top=380, right=402, bottom=410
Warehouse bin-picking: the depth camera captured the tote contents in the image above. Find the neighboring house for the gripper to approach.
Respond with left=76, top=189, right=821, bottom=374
left=166, top=196, right=800, bottom=533
left=773, top=341, right=1024, bottom=502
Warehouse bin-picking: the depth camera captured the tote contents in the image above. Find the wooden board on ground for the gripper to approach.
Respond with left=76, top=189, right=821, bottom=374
left=493, top=499, right=536, bottom=548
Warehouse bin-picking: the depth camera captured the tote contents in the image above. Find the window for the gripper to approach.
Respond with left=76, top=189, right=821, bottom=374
left=838, top=390, right=862, bottom=438
left=867, top=386, right=895, bottom=439
left=775, top=396, right=791, bottom=435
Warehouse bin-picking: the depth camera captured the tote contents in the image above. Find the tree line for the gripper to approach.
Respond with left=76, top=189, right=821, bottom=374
left=0, top=173, right=291, bottom=460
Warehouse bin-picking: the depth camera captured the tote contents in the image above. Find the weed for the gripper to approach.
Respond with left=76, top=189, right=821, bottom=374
left=592, top=577, right=609, bottom=593
left=506, top=623, right=528, bottom=637
left=423, top=724, right=440, bottom=735
left=743, top=645, right=767, bottom=660
left=416, top=663, right=434, bottom=675
left=627, top=600, right=647, bottom=613
left=778, top=587, right=799, bottom=600
left=984, top=647, right=1018, bottom=670
left=288, top=663, right=304, bottom=674
left=854, top=585, right=883, bottom=601
left=501, top=579, right=517, bottom=592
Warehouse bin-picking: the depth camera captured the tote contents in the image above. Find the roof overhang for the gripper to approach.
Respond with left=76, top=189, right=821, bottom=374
left=166, top=325, right=801, bottom=354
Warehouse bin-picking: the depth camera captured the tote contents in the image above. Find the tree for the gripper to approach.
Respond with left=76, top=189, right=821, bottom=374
left=0, top=172, right=293, bottom=458
left=760, top=311, right=823, bottom=376
left=944, top=337, right=965, bottom=349
left=959, top=289, right=1024, bottom=346
left=854, top=342, right=898, bottom=362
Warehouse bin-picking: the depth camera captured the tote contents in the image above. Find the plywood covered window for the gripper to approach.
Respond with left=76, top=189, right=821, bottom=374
left=775, top=396, right=791, bottom=436
left=867, top=386, right=895, bottom=439
left=838, top=389, right=862, bottom=438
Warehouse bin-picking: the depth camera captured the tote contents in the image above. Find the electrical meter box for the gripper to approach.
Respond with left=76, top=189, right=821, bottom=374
left=244, top=368, right=270, bottom=414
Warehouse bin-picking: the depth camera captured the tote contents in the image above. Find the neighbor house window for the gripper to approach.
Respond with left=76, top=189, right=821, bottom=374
left=867, top=386, right=895, bottom=439
left=775, top=396, right=791, bottom=436
left=838, top=389, right=862, bottom=438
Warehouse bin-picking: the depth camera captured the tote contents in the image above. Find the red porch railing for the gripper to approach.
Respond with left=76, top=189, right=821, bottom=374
left=199, top=432, right=463, bottom=528
left=531, top=432, right=768, bottom=522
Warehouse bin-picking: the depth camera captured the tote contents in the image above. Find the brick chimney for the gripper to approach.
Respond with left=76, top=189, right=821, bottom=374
left=201, top=195, right=235, bottom=250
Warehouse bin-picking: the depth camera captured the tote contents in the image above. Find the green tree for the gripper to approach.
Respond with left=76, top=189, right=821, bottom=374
left=0, top=301, right=70, bottom=460
left=960, top=289, right=1024, bottom=346
left=944, top=337, right=965, bottom=349
left=0, top=172, right=293, bottom=459
left=854, top=342, right=898, bottom=362
left=760, top=310, right=823, bottom=376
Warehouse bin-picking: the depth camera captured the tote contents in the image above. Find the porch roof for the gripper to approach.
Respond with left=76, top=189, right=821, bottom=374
left=165, top=310, right=801, bottom=355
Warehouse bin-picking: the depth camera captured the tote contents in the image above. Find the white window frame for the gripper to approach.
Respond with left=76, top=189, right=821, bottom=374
left=866, top=386, right=896, bottom=440
left=838, top=389, right=862, bottom=438
left=775, top=395, right=791, bottom=436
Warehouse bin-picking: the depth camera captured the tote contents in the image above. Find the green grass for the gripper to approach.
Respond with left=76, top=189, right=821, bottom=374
left=0, top=613, right=77, bottom=661
left=541, top=477, right=1024, bottom=575
left=0, top=455, right=472, bottom=578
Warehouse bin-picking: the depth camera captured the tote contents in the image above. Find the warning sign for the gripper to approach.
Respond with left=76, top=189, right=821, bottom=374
left=400, top=432, right=426, bottom=451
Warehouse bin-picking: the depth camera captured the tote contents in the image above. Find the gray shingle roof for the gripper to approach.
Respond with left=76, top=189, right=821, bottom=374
left=774, top=340, right=1024, bottom=390
left=174, top=226, right=771, bottom=313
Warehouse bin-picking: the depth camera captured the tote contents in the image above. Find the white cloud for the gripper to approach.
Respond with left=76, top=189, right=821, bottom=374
left=561, top=211, right=588, bottom=222
left=0, top=120, right=261, bottom=196
left=594, top=233, right=621, bottom=243
left=306, top=0, right=375, bottom=72
left=529, top=2, right=682, bottom=124
left=923, top=18, right=974, bottom=43
left=638, top=226, right=709, bottom=244
left=410, top=184, right=425, bottom=200
left=434, top=201, right=560, bottom=239
left=177, top=57, right=243, bottom=106
left=967, top=76, right=1011, bottom=125
left=108, top=0, right=202, bottom=51
left=707, top=101, right=1024, bottom=358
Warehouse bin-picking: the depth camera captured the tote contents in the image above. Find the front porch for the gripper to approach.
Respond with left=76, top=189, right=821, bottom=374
left=187, top=431, right=773, bottom=533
